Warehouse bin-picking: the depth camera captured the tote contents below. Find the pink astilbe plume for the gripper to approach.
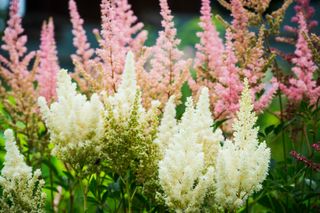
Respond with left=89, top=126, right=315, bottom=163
left=69, top=0, right=94, bottom=92
left=291, top=148, right=320, bottom=172
left=115, top=0, right=148, bottom=54
left=284, top=0, right=318, bottom=34
left=0, top=0, right=35, bottom=83
left=276, top=0, right=317, bottom=50
left=242, top=27, right=279, bottom=113
left=214, top=30, right=243, bottom=118
left=69, top=0, right=148, bottom=94
left=279, top=13, right=320, bottom=104
left=0, top=0, right=46, bottom=156
left=0, top=0, right=36, bottom=108
left=94, top=0, right=126, bottom=93
left=37, top=18, right=60, bottom=102
left=190, top=0, right=224, bottom=103
left=139, top=0, right=192, bottom=108
left=230, top=0, right=254, bottom=63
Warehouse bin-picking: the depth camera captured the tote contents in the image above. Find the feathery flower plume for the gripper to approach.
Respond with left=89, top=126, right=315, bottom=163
left=0, top=0, right=43, bottom=155
left=68, top=0, right=95, bottom=92
left=240, top=0, right=271, bottom=14
left=218, top=0, right=271, bottom=14
left=211, top=2, right=278, bottom=120
left=37, top=18, right=59, bottom=102
left=214, top=28, right=277, bottom=118
left=0, top=129, right=46, bottom=212
left=190, top=0, right=224, bottom=103
left=215, top=80, right=271, bottom=210
left=154, top=95, right=177, bottom=156
left=230, top=0, right=254, bottom=64
left=115, top=0, right=148, bottom=54
left=158, top=87, right=224, bottom=211
left=38, top=69, right=104, bottom=175
left=71, top=0, right=148, bottom=94
left=291, top=150, right=320, bottom=172
left=279, top=13, right=320, bottom=104
left=214, top=29, right=243, bottom=118
left=103, top=52, right=160, bottom=185
left=242, top=26, right=279, bottom=113
left=93, top=0, right=125, bottom=93
left=139, top=0, right=192, bottom=108
left=284, top=0, right=318, bottom=34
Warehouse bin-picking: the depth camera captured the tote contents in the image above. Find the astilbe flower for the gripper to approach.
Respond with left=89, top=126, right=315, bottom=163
left=0, top=0, right=40, bottom=149
left=284, top=0, right=318, bottom=34
left=189, top=0, right=224, bottom=105
left=213, top=29, right=278, bottom=120
left=103, top=52, right=160, bottom=185
left=266, top=0, right=293, bottom=35
left=114, top=0, right=148, bottom=54
left=38, top=69, right=104, bottom=175
left=37, top=18, right=59, bottom=102
left=218, top=0, right=271, bottom=14
left=279, top=13, right=320, bottom=104
left=215, top=80, right=271, bottom=210
left=214, top=29, right=243, bottom=119
left=158, top=87, right=224, bottom=212
left=291, top=149, right=320, bottom=172
left=242, top=26, right=279, bottom=113
left=138, top=0, right=192, bottom=108
left=68, top=0, right=95, bottom=92
left=307, top=33, right=320, bottom=66
left=230, top=0, right=255, bottom=64
left=69, top=0, right=147, bottom=94
left=191, top=0, right=277, bottom=128
left=275, top=0, right=317, bottom=58
left=0, top=129, right=46, bottom=212
left=240, top=0, right=271, bottom=14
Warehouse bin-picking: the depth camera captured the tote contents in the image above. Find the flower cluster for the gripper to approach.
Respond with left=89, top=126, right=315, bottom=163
left=38, top=69, right=104, bottom=175
left=37, top=18, right=60, bottom=102
left=279, top=13, right=320, bottom=104
left=138, top=0, right=192, bottom=108
left=158, top=87, right=222, bottom=211
left=284, top=0, right=318, bottom=34
left=69, top=0, right=147, bottom=94
left=191, top=0, right=279, bottom=122
left=0, top=0, right=39, bottom=148
left=0, top=0, right=60, bottom=160
left=103, top=52, right=160, bottom=184
left=189, top=0, right=224, bottom=106
left=158, top=80, right=270, bottom=211
left=0, top=129, right=46, bottom=212
left=215, top=79, right=271, bottom=210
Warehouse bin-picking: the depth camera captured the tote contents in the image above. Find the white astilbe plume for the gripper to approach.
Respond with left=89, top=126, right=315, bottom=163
left=154, top=95, right=177, bottom=156
left=158, top=87, right=223, bottom=212
left=105, top=51, right=160, bottom=122
left=0, top=129, right=46, bottom=212
left=103, top=51, right=160, bottom=188
left=156, top=87, right=224, bottom=165
left=215, top=79, right=271, bottom=210
left=194, top=88, right=224, bottom=167
left=38, top=69, right=104, bottom=174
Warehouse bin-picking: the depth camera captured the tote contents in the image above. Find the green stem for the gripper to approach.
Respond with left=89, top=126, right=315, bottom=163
left=278, top=93, right=287, bottom=178
left=307, top=169, right=312, bottom=212
left=246, top=199, right=249, bottom=213
left=125, top=179, right=132, bottom=213
left=80, top=179, right=88, bottom=212
left=49, top=167, right=54, bottom=210
left=69, top=187, right=74, bottom=213
left=121, top=175, right=133, bottom=213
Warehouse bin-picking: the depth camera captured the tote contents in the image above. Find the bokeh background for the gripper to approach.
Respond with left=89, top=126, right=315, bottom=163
left=0, top=0, right=319, bottom=69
